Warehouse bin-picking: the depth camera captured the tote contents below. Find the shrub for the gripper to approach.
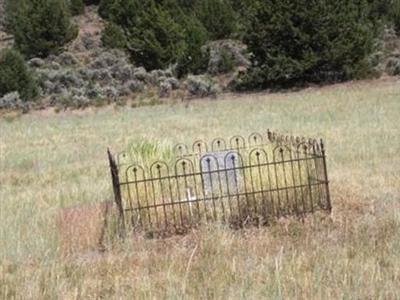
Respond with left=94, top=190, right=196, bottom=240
left=13, top=0, right=78, bottom=58
left=70, top=0, right=84, bottom=15
left=185, top=75, right=220, bottom=97
left=101, top=22, right=127, bottom=49
left=0, top=49, right=38, bottom=101
left=207, top=47, right=236, bottom=74
left=57, top=52, right=79, bottom=66
left=0, top=92, right=23, bottom=110
left=386, top=56, right=400, bottom=75
left=204, top=39, right=250, bottom=74
left=239, top=0, right=377, bottom=90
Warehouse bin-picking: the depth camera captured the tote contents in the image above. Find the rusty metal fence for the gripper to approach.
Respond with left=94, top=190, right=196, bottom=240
left=108, top=130, right=331, bottom=235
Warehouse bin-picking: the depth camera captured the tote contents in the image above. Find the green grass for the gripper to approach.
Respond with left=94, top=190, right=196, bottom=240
left=1, top=78, right=400, bottom=299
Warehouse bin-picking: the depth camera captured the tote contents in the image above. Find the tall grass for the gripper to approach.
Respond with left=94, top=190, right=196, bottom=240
left=0, top=78, right=399, bottom=299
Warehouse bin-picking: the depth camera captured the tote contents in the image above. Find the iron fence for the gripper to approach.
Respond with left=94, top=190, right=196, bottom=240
left=108, top=130, right=331, bottom=235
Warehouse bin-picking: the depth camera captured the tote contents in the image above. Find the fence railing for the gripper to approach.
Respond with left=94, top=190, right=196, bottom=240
left=108, top=130, right=331, bottom=235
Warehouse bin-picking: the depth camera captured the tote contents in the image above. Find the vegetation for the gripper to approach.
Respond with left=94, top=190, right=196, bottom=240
left=1, top=79, right=399, bottom=298
left=98, top=0, right=113, bottom=18
left=391, top=0, right=400, bottom=33
left=101, top=22, right=126, bottom=49
left=4, top=0, right=398, bottom=84
left=69, top=0, right=85, bottom=15
left=103, top=0, right=183, bottom=70
left=175, top=16, right=209, bottom=76
left=0, top=49, right=38, bottom=101
left=368, top=0, right=400, bottom=32
left=4, top=0, right=20, bottom=32
left=12, top=0, right=78, bottom=58
left=99, top=0, right=238, bottom=73
left=236, top=0, right=378, bottom=90
left=194, top=0, right=237, bottom=40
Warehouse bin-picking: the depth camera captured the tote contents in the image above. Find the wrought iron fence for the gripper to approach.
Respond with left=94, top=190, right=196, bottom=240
left=108, top=130, right=331, bottom=235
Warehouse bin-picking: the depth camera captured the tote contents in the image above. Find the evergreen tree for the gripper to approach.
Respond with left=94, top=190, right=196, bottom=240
left=70, top=0, right=84, bottom=15
left=13, top=0, right=78, bottom=58
left=194, top=0, right=237, bottom=40
left=98, top=0, right=115, bottom=18
left=391, top=0, right=400, bottom=33
left=239, top=0, right=377, bottom=89
left=101, top=22, right=126, bottom=49
left=83, top=0, right=100, bottom=4
left=106, top=0, right=186, bottom=70
left=176, top=16, right=209, bottom=76
left=4, top=0, right=22, bottom=33
left=0, top=49, right=38, bottom=101
left=158, top=0, right=209, bottom=75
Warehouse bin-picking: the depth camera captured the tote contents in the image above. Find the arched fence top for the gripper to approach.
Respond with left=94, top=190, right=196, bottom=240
left=113, top=130, right=326, bottom=174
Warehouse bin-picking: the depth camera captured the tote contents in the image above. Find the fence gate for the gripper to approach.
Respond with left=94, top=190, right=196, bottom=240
left=108, top=130, right=331, bottom=235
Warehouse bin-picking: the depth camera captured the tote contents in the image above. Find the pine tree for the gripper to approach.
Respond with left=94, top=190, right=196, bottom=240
left=13, top=0, right=78, bottom=58
left=0, top=49, right=38, bottom=101
left=239, top=0, right=377, bottom=89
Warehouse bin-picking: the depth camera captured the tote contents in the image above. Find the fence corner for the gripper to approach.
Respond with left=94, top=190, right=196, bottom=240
left=107, top=148, right=126, bottom=238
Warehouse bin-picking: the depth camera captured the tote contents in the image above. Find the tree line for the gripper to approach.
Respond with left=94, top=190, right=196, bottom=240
left=1, top=0, right=399, bottom=101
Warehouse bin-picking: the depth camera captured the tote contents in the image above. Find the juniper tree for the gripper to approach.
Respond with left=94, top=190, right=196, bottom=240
left=0, top=49, right=38, bottom=101
left=194, top=0, right=237, bottom=40
left=176, top=16, right=209, bottom=76
left=239, top=0, right=377, bottom=89
left=70, top=0, right=84, bottom=15
left=13, top=0, right=77, bottom=58
left=98, top=0, right=115, bottom=18
left=101, top=22, right=126, bottom=49
left=104, top=0, right=186, bottom=70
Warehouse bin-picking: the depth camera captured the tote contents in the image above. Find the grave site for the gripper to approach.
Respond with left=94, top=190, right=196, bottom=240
left=1, top=78, right=399, bottom=298
left=109, top=131, right=331, bottom=236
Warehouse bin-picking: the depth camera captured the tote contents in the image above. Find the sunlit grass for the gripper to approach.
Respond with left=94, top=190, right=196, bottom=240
left=0, top=78, right=399, bottom=299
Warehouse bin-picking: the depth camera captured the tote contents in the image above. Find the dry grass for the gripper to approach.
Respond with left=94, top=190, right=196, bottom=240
left=0, top=78, right=400, bottom=299
left=57, top=201, right=114, bottom=257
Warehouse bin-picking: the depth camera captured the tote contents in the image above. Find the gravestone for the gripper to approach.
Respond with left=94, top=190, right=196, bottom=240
left=200, top=150, right=241, bottom=196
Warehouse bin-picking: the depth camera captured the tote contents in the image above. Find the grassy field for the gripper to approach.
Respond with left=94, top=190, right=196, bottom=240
left=1, top=78, right=400, bottom=299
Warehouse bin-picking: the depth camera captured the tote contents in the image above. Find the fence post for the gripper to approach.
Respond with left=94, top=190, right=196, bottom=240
left=107, top=149, right=126, bottom=238
left=320, top=140, right=332, bottom=213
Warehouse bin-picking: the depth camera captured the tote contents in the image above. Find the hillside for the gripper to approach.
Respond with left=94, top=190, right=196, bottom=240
left=1, top=2, right=399, bottom=112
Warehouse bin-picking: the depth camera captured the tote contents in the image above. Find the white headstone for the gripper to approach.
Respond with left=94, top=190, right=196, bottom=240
left=200, top=151, right=241, bottom=196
